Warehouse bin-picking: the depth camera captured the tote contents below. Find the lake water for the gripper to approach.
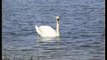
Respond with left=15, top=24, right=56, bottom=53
left=2, top=0, right=105, bottom=60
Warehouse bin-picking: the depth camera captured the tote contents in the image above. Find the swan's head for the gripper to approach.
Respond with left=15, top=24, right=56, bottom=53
left=56, top=16, right=60, bottom=21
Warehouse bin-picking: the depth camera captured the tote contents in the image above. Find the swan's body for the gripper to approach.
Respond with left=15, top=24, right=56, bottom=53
left=35, top=16, right=60, bottom=37
left=35, top=25, right=59, bottom=37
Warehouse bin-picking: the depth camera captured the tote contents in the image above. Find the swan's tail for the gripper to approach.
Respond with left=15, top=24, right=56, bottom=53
left=35, top=25, right=38, bottom=30
left=35, top=25, right=41, bottom=35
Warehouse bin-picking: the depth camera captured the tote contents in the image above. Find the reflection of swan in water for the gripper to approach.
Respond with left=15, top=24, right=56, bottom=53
left=37, top=36, right=61, bottom=42
left=35, top=16, right=60, bottom=37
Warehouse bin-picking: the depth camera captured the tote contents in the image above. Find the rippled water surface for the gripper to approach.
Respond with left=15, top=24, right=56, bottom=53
left=2, top=0, right=105, bottom=60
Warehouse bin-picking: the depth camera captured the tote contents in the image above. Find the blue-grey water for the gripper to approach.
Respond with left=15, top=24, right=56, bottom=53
left=2, top=0, right=105, bottom=60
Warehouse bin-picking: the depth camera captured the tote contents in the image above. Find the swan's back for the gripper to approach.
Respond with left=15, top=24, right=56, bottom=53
left=35, top=25, right=58, bottom=37
left=39, top=26, right=56, bottom=34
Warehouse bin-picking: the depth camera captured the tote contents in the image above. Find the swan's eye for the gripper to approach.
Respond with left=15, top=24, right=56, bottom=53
left=57, top=19, right=59, bottom=21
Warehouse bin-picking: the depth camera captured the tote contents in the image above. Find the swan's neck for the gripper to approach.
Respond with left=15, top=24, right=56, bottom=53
left=56, top=20, right=60, bottom=36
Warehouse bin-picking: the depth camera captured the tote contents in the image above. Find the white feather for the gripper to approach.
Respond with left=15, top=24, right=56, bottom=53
left=35, top=16, right=60, bottom=37
left=35, top=25, right=59, bottom=37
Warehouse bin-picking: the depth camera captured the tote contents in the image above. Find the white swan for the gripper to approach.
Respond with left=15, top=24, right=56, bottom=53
left=35, top=16, right=60, bottom=37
